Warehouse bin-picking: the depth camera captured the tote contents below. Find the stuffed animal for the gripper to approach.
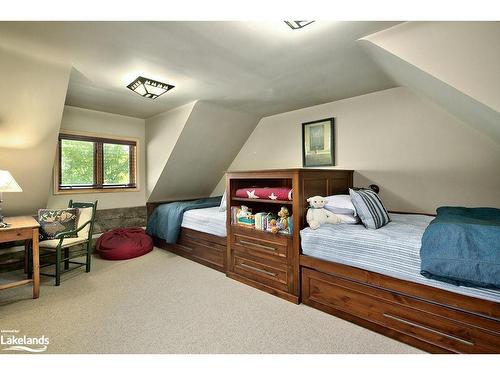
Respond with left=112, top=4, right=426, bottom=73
left=268, top=218, right=279, bottom=234
left=306, top=195, right=341, bottom=230
left=277, top=206, right=289, bottom=231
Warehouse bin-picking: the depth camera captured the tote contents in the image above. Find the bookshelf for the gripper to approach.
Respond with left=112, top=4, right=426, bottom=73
left=225, top=168, right=354, bottom=303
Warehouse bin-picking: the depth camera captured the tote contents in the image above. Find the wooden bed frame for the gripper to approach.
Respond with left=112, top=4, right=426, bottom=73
left=146, top=200, right=226, bottom=273
left=300, top=255, right=500, bottom=353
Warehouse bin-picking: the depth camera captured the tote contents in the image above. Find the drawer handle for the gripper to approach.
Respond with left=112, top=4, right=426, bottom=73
left=383, top=313, right=474, bottom=346
left=240, top=262, right=277, bottom=277
left=238, top=239, right=276, bottom=252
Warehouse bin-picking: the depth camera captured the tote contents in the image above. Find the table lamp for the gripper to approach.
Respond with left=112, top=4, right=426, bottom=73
left=0, top=170, right=23, bottom=228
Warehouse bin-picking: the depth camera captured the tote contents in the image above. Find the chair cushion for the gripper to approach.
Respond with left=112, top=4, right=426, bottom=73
left=38, top=209, right=79, bottom=240
left=96, top=228, right=153, bottom=260
left=39, top=237, right=87, bottom=249
left=77, top=207, right=94, bottom=239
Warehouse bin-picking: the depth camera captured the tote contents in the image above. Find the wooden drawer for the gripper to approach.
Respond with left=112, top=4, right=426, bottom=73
left=176, top=238, right=224, bottom=268
left=159, top=228, right=226, bottom=272
left=233, top=253, right=288, bottom=292
left=302, top=267, right=500, bottom=353
left=0, top=228, right=33, bottom=242
left=232, top=231, right=289, bottom=261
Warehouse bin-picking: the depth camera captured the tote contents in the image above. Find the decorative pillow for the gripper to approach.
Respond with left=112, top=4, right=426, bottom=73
left=38, top=209, right=79, bottom=240
left=219, top=191, right=227, bottom=212
left=349, top=188, right=390, bottom=229
left=324, top=194, right=357, bottom=216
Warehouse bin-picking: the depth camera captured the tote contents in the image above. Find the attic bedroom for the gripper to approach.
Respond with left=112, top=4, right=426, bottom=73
left=0, top=1, right=499, bottom=370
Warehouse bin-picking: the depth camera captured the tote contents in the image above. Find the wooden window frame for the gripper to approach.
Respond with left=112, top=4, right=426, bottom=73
left=54, top=130, right=139, bottom=195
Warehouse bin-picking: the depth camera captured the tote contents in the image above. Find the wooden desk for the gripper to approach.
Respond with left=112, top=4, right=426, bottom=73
left=0, top=216, right=40, bottom=298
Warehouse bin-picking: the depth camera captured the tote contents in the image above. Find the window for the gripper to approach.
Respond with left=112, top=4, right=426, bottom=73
left=55, top=133, right=138, bottom=193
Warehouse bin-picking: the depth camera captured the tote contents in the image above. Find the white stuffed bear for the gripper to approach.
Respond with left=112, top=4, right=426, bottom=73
left=306, top=195, right=341, bottom=230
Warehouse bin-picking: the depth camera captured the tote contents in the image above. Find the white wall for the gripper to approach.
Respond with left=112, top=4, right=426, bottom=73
left=0, top=47, right=70, bottom=216
left=216, top=87, right=500, bottom=213
left=145, top=102, right=196, bottom=198
left=47, top=106, right=147, bottom=210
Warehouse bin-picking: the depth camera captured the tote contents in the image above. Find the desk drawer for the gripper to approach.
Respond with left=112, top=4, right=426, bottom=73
left=0, top=228, right=33, bottom=242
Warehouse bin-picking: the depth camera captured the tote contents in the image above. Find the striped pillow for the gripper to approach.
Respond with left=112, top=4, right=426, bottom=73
left=349, top=188, right=391, bottom=229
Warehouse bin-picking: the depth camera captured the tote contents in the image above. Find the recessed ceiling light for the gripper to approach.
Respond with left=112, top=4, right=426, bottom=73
left=284, top=21, right=315, bottom=30
left=127, top=76, right=174, bottom=99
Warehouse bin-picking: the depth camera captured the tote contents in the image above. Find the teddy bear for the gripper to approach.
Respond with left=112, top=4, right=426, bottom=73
left=306, top=195, right=341, bottom=230
left=277, top=206, right=289, bottom=231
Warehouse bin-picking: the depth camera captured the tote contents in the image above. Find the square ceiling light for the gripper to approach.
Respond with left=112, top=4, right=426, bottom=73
left=284, top=21, right=315, bottom=30
left=127, top=76, right=174, bottom=99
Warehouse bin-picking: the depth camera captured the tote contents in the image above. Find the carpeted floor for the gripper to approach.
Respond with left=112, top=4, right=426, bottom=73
left=0, top=248, right=421, bottom=354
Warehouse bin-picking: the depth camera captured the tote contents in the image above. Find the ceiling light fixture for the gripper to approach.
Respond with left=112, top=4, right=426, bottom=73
left=127, top=76, right=174, bottom=99
left=284, top=21, right=315, bottom=30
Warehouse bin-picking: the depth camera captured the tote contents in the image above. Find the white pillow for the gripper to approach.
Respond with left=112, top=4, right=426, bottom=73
left=324, top=194, right=357, bottom=216
left=219, top=191, right=227, bottom=212
left=335, top=213, right=360, bottom=224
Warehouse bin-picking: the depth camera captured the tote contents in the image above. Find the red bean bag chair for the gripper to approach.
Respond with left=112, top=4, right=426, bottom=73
left=96, top=227, right=153, bottom=260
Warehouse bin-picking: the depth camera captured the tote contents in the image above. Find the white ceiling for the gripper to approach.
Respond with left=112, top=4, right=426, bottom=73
left=0, top=21, right=400, bottom=119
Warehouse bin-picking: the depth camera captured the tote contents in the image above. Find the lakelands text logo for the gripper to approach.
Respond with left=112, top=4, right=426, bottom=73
left=1, top=329, right=49, bottom=353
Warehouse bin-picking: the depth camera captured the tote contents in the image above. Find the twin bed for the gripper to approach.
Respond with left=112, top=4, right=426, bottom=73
left=147, top=199, right=227, bottom=272
left=146, top=173, right=500, bottom=353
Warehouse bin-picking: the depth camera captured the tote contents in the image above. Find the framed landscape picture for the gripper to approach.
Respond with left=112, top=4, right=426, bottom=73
left=302, top=118, right=335, bottom=167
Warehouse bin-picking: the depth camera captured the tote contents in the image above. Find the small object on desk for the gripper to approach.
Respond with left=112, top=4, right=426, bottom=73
left=0, top=170, right=23, bottom=228
left=0, top=216, right=40, bottom=299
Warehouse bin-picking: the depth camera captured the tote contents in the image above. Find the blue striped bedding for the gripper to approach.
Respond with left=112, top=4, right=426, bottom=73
left=300, top=214, right=500, bottom=303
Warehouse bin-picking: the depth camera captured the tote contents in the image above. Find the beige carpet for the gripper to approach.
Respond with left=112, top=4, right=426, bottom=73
left=0, top=248, right=421, bottom=354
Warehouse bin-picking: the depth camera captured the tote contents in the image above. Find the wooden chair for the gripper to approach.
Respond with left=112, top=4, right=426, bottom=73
left=33, top=200, right=98, bottom=286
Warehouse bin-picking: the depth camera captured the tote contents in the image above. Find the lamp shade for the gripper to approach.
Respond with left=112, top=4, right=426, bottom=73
left=0, top=170, right=22, bottom=192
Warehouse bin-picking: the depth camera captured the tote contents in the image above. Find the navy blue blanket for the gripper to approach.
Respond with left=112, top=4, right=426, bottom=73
left=420, top=206, right=500, bottom=289
left=146, top=196, right=222, bottom=244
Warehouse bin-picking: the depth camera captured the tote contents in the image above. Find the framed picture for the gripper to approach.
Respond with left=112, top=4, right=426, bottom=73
left=302, top=118, right=335, bottom=167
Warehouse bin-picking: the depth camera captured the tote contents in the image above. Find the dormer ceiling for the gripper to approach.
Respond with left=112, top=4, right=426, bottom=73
left=0, top=21, right=400, bottom=119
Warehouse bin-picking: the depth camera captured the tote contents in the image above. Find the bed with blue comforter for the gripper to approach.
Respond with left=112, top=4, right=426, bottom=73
left=300, top=213, right=500, bottom=303
left=146, top=196, right=222, bottom=244
left=420, top=206, right=500, bottom=289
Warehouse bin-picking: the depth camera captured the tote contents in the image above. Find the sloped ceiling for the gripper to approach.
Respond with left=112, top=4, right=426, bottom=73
left=147, top=101, right=259, bottom=201
left=0, top=47, right=70, bottom=215
left=0, top=21, right=399, bottom=119
left=360, top=21, right=500, bottom=143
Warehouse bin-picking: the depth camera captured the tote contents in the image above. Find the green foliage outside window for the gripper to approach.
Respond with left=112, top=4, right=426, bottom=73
left=60, top=138, right=133, bottom=187
left=104, top=143, right=130, bottom=185
left=61, top=140, right=94, bottom=185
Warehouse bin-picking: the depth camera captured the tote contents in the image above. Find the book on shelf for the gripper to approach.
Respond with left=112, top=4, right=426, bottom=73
left=254, top=212, right=267, bottom=231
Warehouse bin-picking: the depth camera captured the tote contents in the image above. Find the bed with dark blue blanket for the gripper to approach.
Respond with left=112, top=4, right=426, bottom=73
left=146, top=196, right=222, bottom=244
left=420, top=206, right=500, bottom=289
